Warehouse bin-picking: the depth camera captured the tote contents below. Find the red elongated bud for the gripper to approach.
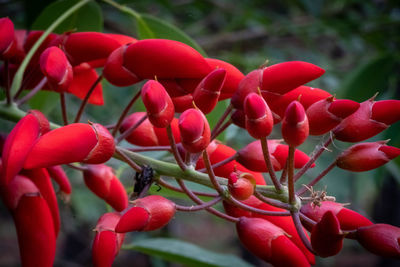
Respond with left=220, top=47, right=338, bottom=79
left=116, top=195, right=176, bottom=233
left=103, top=45, right=141, bottom=87
left=63, top=32, right=122, bottom=67
left=24, top=123, right=115, bottom=169
left=356, top=224, right=400, bottom=258
left=141, top=80, right=175, bottom=128
left=261, top=61, right=325, bottom=95
left=266, top=85, right=332, bottom=120
left=171, top=93, right=194, bottom=113
left=83, top=164, right=128, bottom=212
left=105, top=33, right=137, bottom=46
left=228, top=172, right=255, bottom=200
left=193, top=68, right=226, bottom=114
left=371, top=100, right=400, bottom=125
left=21, top=168, right=60, bottom=235
left=93, top=212, right=125, bottom=267
left=334, top=98, right=400, bottom=142
left=282, top=101, right=309, bottom=147
left=0, top=17, right=15, bottom=59
left=1, top=113, right=41, bottom=185
left=237, top=140, right=313, bottom=172
left=67, top=63, right=104, bottom=105
left=196, top=141, right=266, bottom=185
left=301, top=201, right=373, bottom=231
left=205, top=58, right=244, bottom=100
left=336, top=141, right=400, bottom=172
left=236, top=217, right=310, bottom=267
left=311, top=211, right=344, bottom=257
left=231, top=69, right=262, bottom=110
left=307, top=97, right=360, bottom=135
left=244, top=93, right=273, bottom=138
left=47, top=165, right=71, bottom=195
left=179, top=108, right=210, bottom=153
left=1, top=175, right=56, bottom=267
left=124, top=39, right=212, bottom=79
left=40, top=46, right=73, bottom=92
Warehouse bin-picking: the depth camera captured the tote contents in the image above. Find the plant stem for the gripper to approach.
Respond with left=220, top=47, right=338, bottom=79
left=279, top=159, right=289, bottom=184
left=129, top=146, right=171, bottom=152
left=254, top=191, right=292, bottom=210
left=9, top=0, right=91, bottom=97
left=115, top=147, right=142, bottom=172
left=116, top=113, right=147, bottom=144
left=3, top=60, right=11, bottom=105
left=196, top=153, right=237, bottom=173
left=167, top=124, right=187, bottom=171
left=261, top=137, right=282, bottom=192
left=16, top=77, right=47, bottom=106
left=294, top=135, right=333, bottom=182
left=60, top=92, right=68, bottom=125
left=175, top=196, right=222, bottom=212
left=210, top=104, right=232, bottom=138
left=211, top=119, right=232, bottom=141
left=157, top=177, right=218, bottom=197
left=288, top=146, right=295, bottom=204
left=297, top=161, right=336, bottom=196
left=202, top=150, right=226, bottom=196
left=74, top=75, right=103, bottom=123
left=291, top=211, right=316, bottom=254
left=112, top=89, right=141, bottom=136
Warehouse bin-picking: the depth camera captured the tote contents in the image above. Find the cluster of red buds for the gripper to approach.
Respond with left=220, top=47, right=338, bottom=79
left=1, top=13, right=400, bottom=267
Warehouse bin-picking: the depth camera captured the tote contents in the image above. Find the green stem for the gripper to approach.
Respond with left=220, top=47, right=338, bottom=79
left=9, top=0, right=91, bottom=97
left=102, top=0, right=155, bottom=38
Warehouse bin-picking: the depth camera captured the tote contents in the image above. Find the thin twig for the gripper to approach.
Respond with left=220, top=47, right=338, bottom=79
left=116, top=114, right=147, bottom=144
left=261, top=137, right=282, bottom=192
left=115, top=147, right=142, bottom=172
left=112, top=89, right=141, bottom=136
left=297, top=161, right=336, bottom=196
left=167, top=124, right=187, bottom=171
left=175, top=196, right=222, bottom=212
left=16, top=77, right=47, bottom=106
left=74, top=74, right=103, bottom=123
left=294, top=135, right=333, bottom=182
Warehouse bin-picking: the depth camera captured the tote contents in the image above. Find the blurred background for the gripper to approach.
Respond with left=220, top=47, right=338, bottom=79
left=0, top=0, right=400, bottom=266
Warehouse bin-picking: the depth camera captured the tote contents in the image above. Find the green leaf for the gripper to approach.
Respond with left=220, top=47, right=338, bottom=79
left=32, top=0, right=103, bottom=33
left=28, top=90, right=60, bottom=115
left=206, top=100, right=230, bottom=141
left=136, top=14, right=207, bottom=56
left=338, top=54, right=397, bottom=101
left=125, top=238, right=253, bottom=267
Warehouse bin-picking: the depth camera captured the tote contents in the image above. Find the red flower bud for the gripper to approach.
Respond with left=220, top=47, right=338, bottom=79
left=334, top=99, right=400, bottom=142
left=115, top=195, right=176, bottom=233
left=307, top=97, right=360, bottom=135
left=179, top=108, right=210, bottom=153
left=141, top=80, right=175, bottom=128
left=301, top=201, right=373, bottom=231
left=24, top=123, right=115, bottom=169
left=47, top=165, right=71, bottom=195
left=124, top=39, right=212, bottom=79
left=311, top=211, right=344, bottom=257
left=282, top=101, right=309, bottom=147
left=1, top=175, right=56, bottom=267
left=336, top=141, right=400, bottom=172
left=356, top=224, right=400, bottom=258
left=63, top=32, right=122, bottom=67
left=228, top=172, right=255, bottom=200
left=231, top=69, right=262, bottom=110
left=1, top=113, right=43, bottom=185
left=261, top=61, right=325, bottom=95
left=205, top=58, right=244, bottom=100
left=192, top=68, right=226, bottom=114
left=237, top=140, right=313, bottom=172
left=83, top=164, right=128, bottom=212
left=266, top=86, right=332, bottom=121
left=92, top=212, right=125, bottom=267
left=40, top=46, right=73, bottom=92
left=231, top=109, right=246, bottom=128
left=171, top=93, right=194, bottom=113
left=236, top=217, right=310, bottom=267
left=0, top=17, right=15, bottom=59
left=67, top=63, right=104, bottom=105
left=103, top=44, right=141, bottom=87
left=244, top=93, right=274, bottom=138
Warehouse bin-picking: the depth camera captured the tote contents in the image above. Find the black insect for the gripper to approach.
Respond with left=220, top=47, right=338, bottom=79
left=132, top=166, right=155, bottom=199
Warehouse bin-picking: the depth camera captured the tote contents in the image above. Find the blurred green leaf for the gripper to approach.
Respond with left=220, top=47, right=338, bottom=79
left=206, top=100, right=229, bottom=142
left=338, top=54, right=397, bottom=101
left=32, top=0, right=103, bottom=33
left=125, top=238, right=253, bottom=267
left=136, top=13, right=207, bottom=56
left=28, top=90, right=59, bottom=115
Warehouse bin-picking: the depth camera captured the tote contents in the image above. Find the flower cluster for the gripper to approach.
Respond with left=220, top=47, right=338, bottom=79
left=1, top=14, right=400, bottom=267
